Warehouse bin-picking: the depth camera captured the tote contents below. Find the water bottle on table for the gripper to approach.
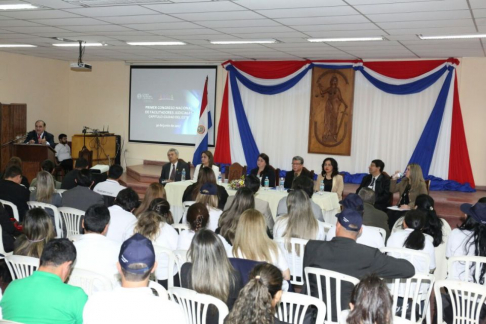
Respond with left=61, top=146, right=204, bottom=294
left=319, top=179, right=324, bottom=195
left=181, top=169, right=186, bottom=181
left=217, top=172, right=222, bottom=184
left=280, top=177, right=285, bottom=191
left=264, top=176, right=269, bottom=190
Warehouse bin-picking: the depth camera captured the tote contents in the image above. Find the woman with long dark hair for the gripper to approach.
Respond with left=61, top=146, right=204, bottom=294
left=414, top=194, right=443, bottom=247
left=177, top=202, right=210, bottom=250
left=148, top=198, right=174, bottom=225
left=192, top=150, right=220, bottom=181
left=250, top=153, right=276, bottom=187
left=314, top=157, right=343, bottom=200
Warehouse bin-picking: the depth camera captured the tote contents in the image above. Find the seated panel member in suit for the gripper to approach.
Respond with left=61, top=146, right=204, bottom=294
left=355, top=159, right=390, bottom=212
left=250, top=153, right=276, bottom=187
left=192, top=150, right=220, bottom=181
left=24, top=120, right=55, bottom=148
left=283, top=156, right=312, bottom=189
left=314, top=157, right=344, bottom=200
left=159, top=148, right=190, bottom=184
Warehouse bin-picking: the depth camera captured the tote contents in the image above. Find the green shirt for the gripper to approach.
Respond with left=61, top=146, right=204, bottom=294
left=0, top=271, right=88, bottom=324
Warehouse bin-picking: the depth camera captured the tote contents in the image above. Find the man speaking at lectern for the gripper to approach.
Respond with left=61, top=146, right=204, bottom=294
left=24, top=120, right=55, bottom=148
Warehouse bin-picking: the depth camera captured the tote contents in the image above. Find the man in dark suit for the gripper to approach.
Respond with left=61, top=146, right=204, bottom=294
left=283, top=156, right=312, bottom=189
left=61, top=158, right=89, bottom=190
left=24, top=120, right=55, bottom=148
left=303, top=209, right=415, bottom=322
left=159, top=148, right=190, bottom=184
left=62, top=169, right=104, bottom=211
left=355, top=159, right=390, bottom=212
left=0, top=166, right=30, bottom=222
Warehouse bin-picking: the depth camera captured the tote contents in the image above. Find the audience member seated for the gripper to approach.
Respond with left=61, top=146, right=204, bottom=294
left=178, top=203, right=209, bottom=250
left=83, top=233, right=185, bottom=324
left=62, top=169, right=104, bottom=212
left=355, top=159, right=391, bottom=212
left=277, top=176, right=324, bottom=222
left=284, top=155, right=313, bottom=189
left=30, top=171, right=62, bottom=207
left=225, top=263, right=288, bottom=324
left=127, top=210, right=178, bottom=289
left=55, top=133, right=73, bottom=173
left=192, top=150, right=220, bottom=181
left=3, top=157, right=29, bottom=188
left=326, top=194, right=385, bottom=249
left=1, top=238, right=87, bottom=323
left=24, top=119, right=55, bottom=148
left=232, top=209, right=290, bottom=281
left=134, top=183, right=166, bottom=216
left=181, top=230, right=243, bottom=324
left=0, top=203, right=21, bottom=253
left=218, top=187, right=255, bottom=246
left=183, top=167, right=228, bottom=210
left=148, top=198, right=174, bottom=225
left=303, top=208, right=415, bottom=322
left=358, top=187, right=390, bottom=240
left=185, top=182, right=223, bottom=232
left=61, top=157, right=89, bottom=190
left=414, top=194, right=444, bottom=247
left=0, top=165, right=30, bottom=222
left=159, top=147, right=190, bottom=184
left=314, top=157, right=344, bottom=200
left=30, top=159, right=62, bottom=189
left=106, top=188, right=139, bottom=244
left=73, top=205, right=120, bottom=286
left=14, top=208, right=56, bottom=258
left=93, top=164, right=126, bottom=206
left=225, top=175, right=273, bottom=231
left=250, top=153, right=276, bottom=187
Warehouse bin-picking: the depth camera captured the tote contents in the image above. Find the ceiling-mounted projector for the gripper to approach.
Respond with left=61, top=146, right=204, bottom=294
left=70, top=62, right=92, bottom=72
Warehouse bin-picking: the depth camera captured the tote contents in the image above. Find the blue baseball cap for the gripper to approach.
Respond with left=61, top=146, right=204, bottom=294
left=335, top=208, right=363, bottom=232
left=339, top=194, right=364, bottom=212
left=119, top=233, right=155, bottom=274
left=460, top=203, right=486, bottom=225
left=200, top=182, right=218, bottom=195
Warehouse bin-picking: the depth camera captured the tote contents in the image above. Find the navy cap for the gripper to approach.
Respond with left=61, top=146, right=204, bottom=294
left=339, top=194, right=364, bottom=212
left=200, top=182, right=217, bottom=195
left=336, top=208, right=363, bottom=232
left=119, top=233, right=155, bottom=274
left=460, top=203, right=486, bottom=225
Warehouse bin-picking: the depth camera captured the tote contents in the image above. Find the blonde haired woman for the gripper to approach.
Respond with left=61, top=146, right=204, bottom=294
left=134, top=183, right=166, bottom=216
left=232, top=209, right=290, bottom=281
left=30, top=171, right=62, bottom=207
left=14, top=208, right=56, bottom=258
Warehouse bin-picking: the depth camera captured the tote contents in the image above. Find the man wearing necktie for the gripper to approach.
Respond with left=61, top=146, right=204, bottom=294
left=24, top=120, right=55, bottom=148
left=283, top=156, right=313, bottom=189
left=355, top=159, right=390, bottom=212
left=159, top=148, right=190, bottom=185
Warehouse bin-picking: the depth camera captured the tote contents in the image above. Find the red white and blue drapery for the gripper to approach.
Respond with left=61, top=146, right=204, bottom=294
left=214, top=59, right=475, bottom=191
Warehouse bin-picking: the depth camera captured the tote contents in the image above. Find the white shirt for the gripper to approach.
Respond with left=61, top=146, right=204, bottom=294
left=326, top=225, right=385, bottom=249
left=177, top=230, right=195, bottom=251
left=54, top=143, right=71, bottom=162
left=368, top=175, right=380, bottom=191
left=73, top=233, right=121, bottom=286
left=93, top=179, right=126, bottom=198
left=446, top=228, right=475, bottom=281
left=192, top=164, right=220, bottom=181
left=83, top=286, right=185, bottom=324
left=106, top=205, right=137, bottom=244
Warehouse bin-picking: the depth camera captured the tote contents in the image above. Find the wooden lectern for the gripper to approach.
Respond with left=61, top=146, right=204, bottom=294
left=13, top=143, right=56, bottom=183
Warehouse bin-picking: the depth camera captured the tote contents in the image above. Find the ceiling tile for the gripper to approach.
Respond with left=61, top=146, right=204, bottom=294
left=277, top=15, right=369, bottom=25
left=0, top=20, right=43, bottom=27
left=196, top=19, right=281, bottom=28
left=96, top=14, right=180, bottom=24
left=474, top=9, right=486, bottom=18
left=470, top=0, right=486, bottom=9
left=367, top=10, right=472, bottom=22
left=215, top=26, right=296, bottom=34
left=378, top=19, right=475, bottom=29
left=355, top=0, right=468, bottom=15
left=236, top=0, right=346, bottom=10
left=0, top=10, right=81, bottom=20
left=143, top=2, right=246, bottom=14
left=153, top=28, right=222, bottom=36
left=61, top=25, right=134, bottom=32
left=64, top=6, right=159, bottom=17
left=305, top=30, right=385, bottom=38
left=28, top=17, right=110, bottom=26
left=4, top=26, right=71, bottom=33
left=292, top=23, right=380, bottom=32
left=388, top=26, right=477, bottom=35
left=122, top=22, right=199, bottom=31
left=257, top=6, right=357, bottom=19
left=346, top=0, right=440, bottom=4
left=170, top=11, right=264, bottom=21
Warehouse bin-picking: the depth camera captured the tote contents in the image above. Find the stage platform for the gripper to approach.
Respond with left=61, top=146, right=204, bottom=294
left=122, top=161, right=485, bottom=228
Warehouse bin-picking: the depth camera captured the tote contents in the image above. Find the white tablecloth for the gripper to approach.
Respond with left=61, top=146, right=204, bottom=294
left=165, top=181, right=340, bottom=224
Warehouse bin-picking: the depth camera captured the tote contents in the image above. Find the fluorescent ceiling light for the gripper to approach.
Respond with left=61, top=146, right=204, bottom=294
left=0, top=44, right=36, bottom=48
left=418, top=34, right=486, bottom=40
left=308, top=37, right=384, bottom=42
left=53, top=43, right=105, bottom=47
left=0, top=4, right=38, bottom=10
left=210, top=39, right=277, bottom=45
left=127, top=41, right=186, bottom=46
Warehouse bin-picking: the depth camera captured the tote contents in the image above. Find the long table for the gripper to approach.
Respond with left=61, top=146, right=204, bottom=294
left=165, top=181, right=341, bottom=224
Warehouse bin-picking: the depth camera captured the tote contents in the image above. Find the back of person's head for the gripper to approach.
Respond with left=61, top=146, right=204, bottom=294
left=4, top=165, right=22, bottom=179
left=58, top=133, right=67, bottom=141
left=347, top=274, right=393, bottom=324
left=219, top=187, right=255, bottom=244
left=134, top=211, right=166, bottom=241
left=75, top=158, right=88, bottom=169
left=84, top=204, right=110, bottom=234
left=371, top=159, right=385, bottom=173
left=340, top=193, right=364, bottom=213
left=336, top=209, right=362, bottom=239
left=415, top=194, right=443, bottom=247
left=225, top=263, right=283, bottom=324
left=291, top=175, right=315, bottom=198
left=135, top=183, right=166, bottom=216
left=403, top=210, right=426, bottom=250
left=245, top=174, right=261, bottom=194
left=76, top=169, right=93, bottom=187
left=40, top=159, right=56, bottom=173
left=189, top=229, right=236, bottom=302
left=35, top=171, right=55, bottom=203
left=283, top=190, right=318, bottom=252
left=14, top=208, right=56, bottom=258
left=148, top=198, right=173, bottom=225
left=358, top=187, right=376, bottom=205
left=115, top=187, right=140, bottom=212
left=118, top=233, right=155, bottom=282
left=108, top=164, right=123, bottom=180
left=195, top=183, right=219, bottom=209
left=478, top=197, right=486, bottom=204
left=197, top=167, right=217, bottom=185
left=39, top=238, right=77, bottom=268
left=186, top=202, right=209, bottom=232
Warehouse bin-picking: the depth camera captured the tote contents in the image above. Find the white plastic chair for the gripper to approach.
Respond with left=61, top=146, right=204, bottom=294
left=168, top=287, right=229, bottom=324
left=277, top=291, right=326, bottom=324
left=5, top=255, right=39, bottom=280
left=153, top=245, right=183, bottom=288
left=448, top=255, right=486, bottom=284
left=275, top=237, right=309, bottom=285
left=434, top=218, right=451, bottom=281
left=58, top=207, right=84, bottom=238
left=181, top=201, right=196, bottom=224
left=0, top=199, right=20, bottom=222
left=55, top=189, right=67, bottom=195
left=172, top=223, right=190, bottom=234
left=148, top=280, right=169, bottom=299
left=435, top=280, right=486, bottom=324
left=174, top=249, right=188, bottom=265
left=68, top=268, right=113, bottom=296
left=381, top=247, right=431, bottom=274
left=304, top=267, right=359, bottom=324
left=322, top=222, right=333, bottom=236
left=367, top=225, right=387, bottom=240
left=27, top=201, right=63, bottom=238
